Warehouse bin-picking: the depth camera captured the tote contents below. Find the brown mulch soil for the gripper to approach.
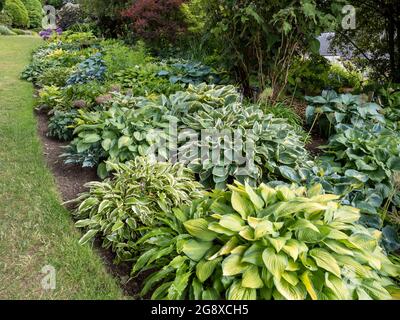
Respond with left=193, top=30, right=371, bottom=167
left=306, top=133, right=328, bottom=156
left=36, top=111, right=144, bottom=298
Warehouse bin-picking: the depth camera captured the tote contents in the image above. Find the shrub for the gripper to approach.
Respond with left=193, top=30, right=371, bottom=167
left=71, top=157, right=204, bottom=262
left=122, top=0, right=188, bottom=45
left=133, top=182, right=400, bottom=300
left=21, top=59, right=59, bottom=83
left=0, top=11, right=12, bottom=26
left=37, top=85, right=64, bottom=110
left=102, top=40, right=151, bottom=76
left=4, top=0, right=30, bottom=28
left=20, top=0, right=42, bottom=28
left=57, top=2, right=85, bottom=30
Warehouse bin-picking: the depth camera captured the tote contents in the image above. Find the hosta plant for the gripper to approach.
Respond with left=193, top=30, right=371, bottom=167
left=306, top=90, right=385, bottom=138
left=47, top=110, right=78, bottom=141
left=66, top=52, right=106, bottom=85
left=133, top=182, right=400, bottom=300
left=71, top=157, right=204, bottom=262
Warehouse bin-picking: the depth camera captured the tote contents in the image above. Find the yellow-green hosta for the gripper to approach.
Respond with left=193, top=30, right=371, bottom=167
left=134, top=182, right=400, bottom=300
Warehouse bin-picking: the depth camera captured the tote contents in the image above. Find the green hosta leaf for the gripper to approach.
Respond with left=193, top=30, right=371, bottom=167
left=184, top=219, right=217, bottom=241
left=196, top=258, right=221, bottom=283
left=242, top=265, right=264, bottom=289
left=388, top=157, right=400, bottom=171
left=208, top=222, right=236, bottom=236
left=231, top=191, right=255, bottom=219
left=79, top=229, right=98, bottom=245
left=282, top=239, right=308, bottom=261
left=209, top=237, right=239, bottom=260
left=273, top=277, right=307, bottom=300
left=325, top=273, right=350, bottom=300
left=279, top=166, right=301, bottom=183
left=289, top=218, right=320, bottom=233
left=308, top=184, right=323, bottom=197
left=300, top=271, right=318, bottom=300
left=310, top=249, right=341, bottom=278
left=242, top=243, right=264, bottom=267
left=245, top=183, right=264, bottom=209
left=268, top=237, right=287, bottom=253
left=262, top=248, right=288, bottom=279
left=323, top=240, right=354, bottom=256
left=227, top=281, right=257, bottom=300
left=259, top=184, right=277, bottom=205
left=118, top=135, right=133, bottom=148
left=112, top=220, right=124, bottom=232
left=182, top=239, right=213, bottom=262
left=222, top=254, right=248, bottom=276
left=345, top=169, right=369, bottom=183
left=282, top=271, right=299, bottom=286
left=219, top=214, right=245, bottom=232
left=83, top=133, right=101, bottom=144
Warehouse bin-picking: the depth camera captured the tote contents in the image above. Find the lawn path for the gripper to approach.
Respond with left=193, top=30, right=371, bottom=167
left=0, top=36, right=124, bottom=300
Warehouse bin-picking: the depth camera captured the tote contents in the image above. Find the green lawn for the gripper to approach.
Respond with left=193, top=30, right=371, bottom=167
left=0, top=36, right=125, bottom=300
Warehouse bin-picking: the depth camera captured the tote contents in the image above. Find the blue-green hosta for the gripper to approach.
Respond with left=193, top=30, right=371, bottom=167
left=132, top=183, right=400, bottom=300
left=306, top=90, right=385, bottom=138
left=70, top=157, right=204, bottom=262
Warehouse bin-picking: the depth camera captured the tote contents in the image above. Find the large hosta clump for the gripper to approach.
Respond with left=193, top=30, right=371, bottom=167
left=133, top=183, right=400, bottom=300
left=71, top=157, right=204, bottom=262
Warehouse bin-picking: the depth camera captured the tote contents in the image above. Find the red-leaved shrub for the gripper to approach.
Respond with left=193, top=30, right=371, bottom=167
left=122, top=0, right=187, bottom=44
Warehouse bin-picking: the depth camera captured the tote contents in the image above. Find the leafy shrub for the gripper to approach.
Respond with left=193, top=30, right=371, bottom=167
left=306, top=90, right=385, bottom=138
left=61, top=142, right=105, bottom=169
left=20, top=0, right=42, bottom=28
left=0, top=24, right=16, bottom=35
left=288, top=54, right=333, bottom=96
left=0, top=11, right=13, bottom=26
left=57, top=2, right=85, bottom=30
left=133, top=182, right=400, bottom=300
left=103, top=40, right=151, bottom=76
left=66, top=53, right=106, bottom=85
left=60, top=31, right=98, bottom=48
left=122, top=0, right=188, bottom=45
left=37, top=66, right=74, bottom=87
left=4, top=0, right=29, bottom=28
left=61, top=81, right=112, bottom=109
left=71, top=157, right=204, bottom=262
left=47, top=110, right=78, bottom=141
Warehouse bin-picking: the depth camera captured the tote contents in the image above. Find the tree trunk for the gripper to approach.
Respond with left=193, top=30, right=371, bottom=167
left=234, top=65, right=252, bottom=98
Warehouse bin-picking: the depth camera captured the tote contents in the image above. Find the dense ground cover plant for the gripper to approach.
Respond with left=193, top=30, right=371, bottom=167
left=71, top=157, right=204, bottom=262
left=132, top=182, right=400, bottom=300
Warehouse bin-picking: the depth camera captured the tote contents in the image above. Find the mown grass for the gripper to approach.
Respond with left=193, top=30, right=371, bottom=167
left=0, top=36, right=125, bottom=300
